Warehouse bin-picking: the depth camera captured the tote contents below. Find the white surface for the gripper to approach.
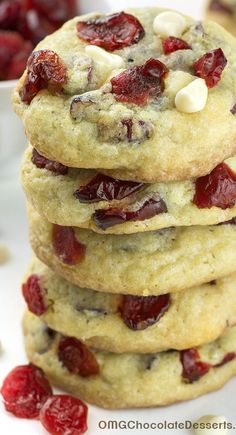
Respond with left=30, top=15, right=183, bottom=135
left=1, top=1, right=236, bottom=434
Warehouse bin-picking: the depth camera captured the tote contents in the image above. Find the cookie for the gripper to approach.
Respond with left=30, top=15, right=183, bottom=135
left=28, top=205, right=236, bottom=296
left=23, top=312, right=236, bottom=409
left=23, top=257, right=236, bottom=353
left=13, top=8, right=236, bottom=182
left=206, top=0, right=236, bottom=37
left=22, top=146, right=236, bottom=234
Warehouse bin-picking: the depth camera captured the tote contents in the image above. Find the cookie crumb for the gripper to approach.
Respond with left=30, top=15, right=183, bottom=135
left=0, top=245, right=10, bottom=264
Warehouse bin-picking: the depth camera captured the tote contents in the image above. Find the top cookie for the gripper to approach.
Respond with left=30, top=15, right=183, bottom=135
left=13, top=8, right=236, bottom=182
left=206, top=0, right=236, bottom=37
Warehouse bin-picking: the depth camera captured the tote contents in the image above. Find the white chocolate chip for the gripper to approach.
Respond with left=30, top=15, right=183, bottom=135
left=153, top=11, right=187, bottom=38
left=85, top=45, right=124, bottom=70
left=194, top=415, right=228, bottom=435
left=165, top=71, right=195, bottom=99
left=225, top=156, right=236, bottom=172
left=175, top=78, right=208, bottom=113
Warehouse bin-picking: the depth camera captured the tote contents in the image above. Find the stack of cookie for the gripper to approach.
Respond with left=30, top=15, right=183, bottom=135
left=13, top=7, right=236, bottom=408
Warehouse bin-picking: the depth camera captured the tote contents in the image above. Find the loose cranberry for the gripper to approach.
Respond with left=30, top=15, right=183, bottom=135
left=193, top=48, right=227, bottom=88
left=40, top=395, right=88, bottom=435
left=1, top=364, right=52, bottom=418
left=32, top=148, right=69, bottom=175
left=58, top=337, right=99, bottom=377
left=180, top=349, right=211, bottom=382
left=18, top=9, right=57, bottom=46
left=94, top=195, right=167, bottom=230
left=6, top=40, right=33, bottom=80
left=162, top=37, right=191, bottom=55
left=22, top=274, right=46, bottom=316
left=215, top=352, right=236, bottom=367
left=20, top=49, right=67, bottom=104
left=193, top=163, right=236, bottom=209
left=25, top=0, right=77, bottom=26
left=209, top=0, right=233, bottom=13
left=0, top=30, right=24, bottom=79
left=52, top=225, right=86, bottom=265
left=111, top=58, right=168, bottom=105
left=74, top=173, right=143, bottom=203
left=0, top=0, right=21, bottom=30
left=120, top=294, right=170, bottom=330
left=77, top=11, right=145, bottom=52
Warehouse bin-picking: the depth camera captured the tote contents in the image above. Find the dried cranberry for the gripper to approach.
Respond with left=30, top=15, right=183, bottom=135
left=120, top=294, right=170, bottom=330
left=215, top=352, right=236, bottom=367
left=22, top=274, right=46, bottom=316
left=1, top=364, right=52, bottom=418
left=77, top=11, right=144, bottom=52
left=25, top=0, right=77, bottom=26
left=209, top=0, right=233, bottom=14
left=52, top=225, right=86, bottom=265
left=0, top=30, right=24, bottom=79
left=193, top=48, right=227, bottom=88
left=58, top=337, right=99, bottom=377
left=40, top=395, right=88, bottom=435
left=193, top=163, right=236, bottom=209
left=6, top=40, right=33, bottom=80
left=20, top=49, right=67, bottom=104
left=162, top=37, right=191, bottom=55
left=32, top=148, right=69, bottom=175
left=94, top=195, right=167, bottom=230
left=0, top=0, right=21, bottom=30
left=74, top=173, right=143, bottom=203
left=18, top=9, right=57, bottom=46
left=180, top=349, right=211, bottom=382
left=181, top=348, right=236, bottom=382
left=111, top=58, right=168, bottom=105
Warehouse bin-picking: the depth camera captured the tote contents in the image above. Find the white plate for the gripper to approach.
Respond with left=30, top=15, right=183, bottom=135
left=1, top=1, right=236, bottom=434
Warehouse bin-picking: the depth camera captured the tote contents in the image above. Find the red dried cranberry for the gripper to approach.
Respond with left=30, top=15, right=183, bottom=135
left=94, top=195, right=167, bottom=230
left=58, top=337, right=99, bottom=377
left=111, top=58, right=168, bottom=105
left=181, top=349, right=236, bottom=382
left=215, top=352, right=236, bottom=367
left=52, top=225, right=86, bottom=265
left=22, top=274, right=46, bottom=316
left=32, top=148, right=69, bottom=175
left=193, top=48, right=227, bottom=88
left=6, top=40, right=33, bottom=80
left=20, top=49, right=67, bottom=104
left=209, top=0, right=233, bottom=13
left=180, top=349, right=211, bottom=382
left=120, top=294, right=170, bottom=330
left=162, top=37, right=191, bottom=55
left=18, top=9, right=57, bottom=46
left=0, top=0, right=21, bottom=30
left=1, top=364, right=52, bottom=418
left=40, top=395, right=88, bottom=435
left=0, top=30, right=24, bottom=79
left=77, top=11, right=144, bottom=52
left=25, top=0, right=77, bottom=26
left=193, top=163, right=236, bottom=209
left=74, top=173, right=143, bottom=203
